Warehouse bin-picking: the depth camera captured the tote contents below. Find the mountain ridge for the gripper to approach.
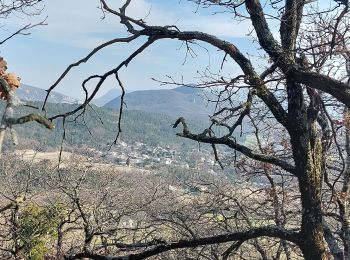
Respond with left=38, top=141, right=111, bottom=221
left=104, top=86, right=215, bottom=122
left=15, top=84, right=216, bottom=123
left=91, top=89, right=121, bottom=106
left=17, top=84, right=77, bottom=104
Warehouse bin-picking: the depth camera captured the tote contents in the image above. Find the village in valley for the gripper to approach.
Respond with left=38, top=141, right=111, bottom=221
left=80, top=140, right=226, bottom=174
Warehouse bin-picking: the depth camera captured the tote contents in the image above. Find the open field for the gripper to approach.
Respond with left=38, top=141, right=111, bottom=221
left=12, top=149, right=147, bottom=174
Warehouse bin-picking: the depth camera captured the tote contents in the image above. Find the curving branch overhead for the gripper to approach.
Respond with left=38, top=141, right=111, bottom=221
left=40, top=1, right=350, bottom=259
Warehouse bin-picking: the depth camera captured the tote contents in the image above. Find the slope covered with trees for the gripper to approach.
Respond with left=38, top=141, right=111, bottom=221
left=0, top=101, right=208, bottom=150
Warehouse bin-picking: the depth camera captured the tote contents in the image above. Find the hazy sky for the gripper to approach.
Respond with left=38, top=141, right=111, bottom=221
left=0, top=0, right=323, bottom=100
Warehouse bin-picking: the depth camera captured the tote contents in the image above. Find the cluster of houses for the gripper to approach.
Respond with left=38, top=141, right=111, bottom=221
left=80, top=140, right=224, bottom=172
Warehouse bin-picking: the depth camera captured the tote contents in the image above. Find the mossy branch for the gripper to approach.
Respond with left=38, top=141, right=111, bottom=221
left=7, top=113, right=55, bottom=129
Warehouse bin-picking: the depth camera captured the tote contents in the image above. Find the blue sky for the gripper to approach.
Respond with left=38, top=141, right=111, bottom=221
left=0, top=0, right=325, bottom=100
left=0, top=0, right=257, bottom=100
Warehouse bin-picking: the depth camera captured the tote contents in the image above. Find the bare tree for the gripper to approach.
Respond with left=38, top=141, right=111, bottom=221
left=0, top=154, right=302, bottom=260
left=40, top=0, right=350, bottom=259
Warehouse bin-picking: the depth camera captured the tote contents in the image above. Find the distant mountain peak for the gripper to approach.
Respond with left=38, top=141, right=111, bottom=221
left=17, top=84, right=77, bottom=104
left=91, top=89, right=122, bottom=107
left=104, top=86, right=214, bottom=122
left=173, top=86, right=199, bottom=94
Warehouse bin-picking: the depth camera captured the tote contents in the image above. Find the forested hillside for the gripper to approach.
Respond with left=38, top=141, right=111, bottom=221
left=0, top=101, right=211, bottom=150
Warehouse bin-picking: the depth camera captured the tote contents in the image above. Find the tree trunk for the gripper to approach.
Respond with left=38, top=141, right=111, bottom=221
left=294, top=136, right=330, bottom=259
left=286, top=75, right=330, bottom=259
left=298, top=176, right=329, bottom=259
